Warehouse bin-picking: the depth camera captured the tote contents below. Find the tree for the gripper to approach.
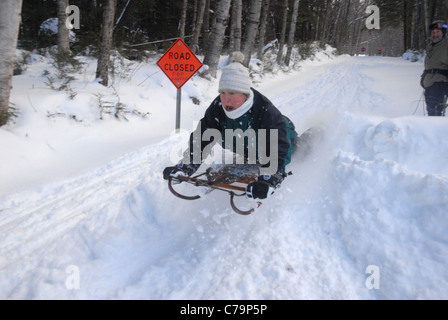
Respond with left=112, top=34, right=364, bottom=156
left=191, top=0, right=206, bottom=54
left=203, top=0, right=232, bottom=77
left=276, top=0, right=288, bottom=64
left=0, top=0, right=23, bottom=126
left=422, top=0, right=429, bottom=43
left=256, top=0, right=270, bottom=59
left=229, top=0, right=242, bottom=53
left=179, top=0, right=188, bottom=39
left=241, top=0, right=263, bottom=66
left=96, top=0, right=117, bottom=87
left=202, top=0, right=211, bottom=48
left=16, top=0, right=433, bottom=86
left=57, top=0, right=70, bottom=54
left=285, top=0, right=300, bottom=66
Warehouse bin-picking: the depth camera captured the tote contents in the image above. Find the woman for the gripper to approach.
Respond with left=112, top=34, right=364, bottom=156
left=163, top=52, right=297, bottom=200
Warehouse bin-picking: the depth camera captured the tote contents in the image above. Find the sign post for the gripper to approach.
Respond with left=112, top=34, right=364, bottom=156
left=157, top=38, right=203, bottom=132
left=176, top=89, right=181, bottom=130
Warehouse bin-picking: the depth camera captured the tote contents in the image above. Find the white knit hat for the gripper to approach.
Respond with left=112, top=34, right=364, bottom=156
left=218, top=52, right=252, bottom=95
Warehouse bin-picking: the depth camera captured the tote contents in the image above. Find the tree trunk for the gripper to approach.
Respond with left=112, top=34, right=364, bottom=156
left=276, top=0, right=288, bottom=65
left=179, top=0, right=188, bottom=39
left=257, top=0, right=270, bottom=59
left=403, top=0, right=409, bottom=51
left=96, top=0, right=117, bottom=87
left=191, top=0, right=206, bottom=54
left=0, top=0, right=23, bottom=126
left=203, top=0, right=232, bottom=77
left=192, top=0, right=198, bottom=28
left=320, top=0, right=332, bottom=44
left=202, top=0, right=211, bottom=52
left=57, top=0, right=71, bottom=54
left=229, top=0, right=242, bottom=53
left=411, top=0, right=421, bottom=50
left=422, top=0, right=429, bottom=43
left=285, top=0, right=300, bottom=66
left=330, top=0, right=342, bottom=48
left=241, top=0, right=262, bottom=66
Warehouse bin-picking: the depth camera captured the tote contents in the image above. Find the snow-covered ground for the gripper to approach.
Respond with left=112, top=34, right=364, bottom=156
left=1, top=46, right=447, bottom=300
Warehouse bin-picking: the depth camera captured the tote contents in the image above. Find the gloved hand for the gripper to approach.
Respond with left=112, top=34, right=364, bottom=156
left=420, top=70, right=428, bottom=89
left=246, top=171, right=286, bottom=200
left=420, top=75, right=425, bottom=89
left=163, top=163, right=200, bottom=180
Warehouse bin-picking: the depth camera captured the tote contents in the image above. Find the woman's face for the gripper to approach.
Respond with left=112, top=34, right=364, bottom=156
left=220, top=91, right=247, bottom=112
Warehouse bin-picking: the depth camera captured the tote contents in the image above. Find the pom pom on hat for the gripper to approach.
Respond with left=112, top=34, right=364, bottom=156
left=228, top=51, right=245, bottom=64
left=219, top=52, right=252, bottom=95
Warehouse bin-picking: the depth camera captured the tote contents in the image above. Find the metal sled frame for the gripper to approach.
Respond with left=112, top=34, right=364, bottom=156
left=168, top=174, right=261, bottom=215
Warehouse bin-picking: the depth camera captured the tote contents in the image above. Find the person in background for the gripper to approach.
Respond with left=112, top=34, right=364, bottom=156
left=421, top=20, right=448, bottom=116
left=163, top=52, right=298, bottom=200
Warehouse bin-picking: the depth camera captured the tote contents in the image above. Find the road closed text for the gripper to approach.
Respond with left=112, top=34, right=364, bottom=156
left=163, top=63, right=198, bottom=72
left=163, top=52, right=197, bottom=72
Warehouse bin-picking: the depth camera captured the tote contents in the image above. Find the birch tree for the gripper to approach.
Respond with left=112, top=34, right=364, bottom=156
left=0, top=0, right=23, bottom=126
left=276, top=0, right=288, bottom=64
left=422, top=0, right=430, bottom=43
left=179, top=0, right=188, bottom=39
left=229, top=0, right=242, bottom=53
left=57, top=0, right=71, bottom=54
left=191, top=0, right=206, bottom=54
left=96, top=0, right=117, bottom=86
left=411, top=0, right=422, bottom=50
left=202, top=0, right=211, bottom=48
left=257, top=0, right=270, bottom=59
left=203, top=0, right=232, bottom=77
left=241, top=0, right=263, bottom=66
left=285, top=0, right=300, bottom=66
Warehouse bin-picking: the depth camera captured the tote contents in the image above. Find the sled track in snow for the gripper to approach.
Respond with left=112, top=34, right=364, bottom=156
left=0, top=145, right=161, bottom=268
left=272, top=57, right=385, bottom=124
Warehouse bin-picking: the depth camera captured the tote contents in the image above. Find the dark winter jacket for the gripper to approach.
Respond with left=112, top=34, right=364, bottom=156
left=187, top=88, right=297, bottom=175
left=422, top=36, right=448, bottom=88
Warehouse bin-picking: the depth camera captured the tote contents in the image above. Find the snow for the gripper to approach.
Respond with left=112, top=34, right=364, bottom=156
left=39, top=18, right=77, bottom=43
left=1, top=46, right=448, bottom=300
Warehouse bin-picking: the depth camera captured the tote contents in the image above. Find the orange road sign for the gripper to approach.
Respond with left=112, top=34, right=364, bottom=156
left=157, top=38, right=203, bottom=89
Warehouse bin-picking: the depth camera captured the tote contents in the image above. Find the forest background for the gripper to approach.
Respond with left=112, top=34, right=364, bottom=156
left=1, top=0, right=448, bottom=126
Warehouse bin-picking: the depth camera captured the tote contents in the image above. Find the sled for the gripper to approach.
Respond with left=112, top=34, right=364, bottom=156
left=168, top=164, right=262, bottom=215
left=167, top=127, right=324, bottom=215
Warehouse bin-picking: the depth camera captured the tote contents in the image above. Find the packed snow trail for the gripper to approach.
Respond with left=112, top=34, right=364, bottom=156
left=1, top=55, right=448, bottom=299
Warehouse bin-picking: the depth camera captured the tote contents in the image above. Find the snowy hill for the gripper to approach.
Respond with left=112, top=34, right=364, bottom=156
left=1, top=47, right=447, bottom=300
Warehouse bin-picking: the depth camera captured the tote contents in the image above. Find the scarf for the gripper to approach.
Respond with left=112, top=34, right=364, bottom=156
left=222, top=91, right=254, bottom=119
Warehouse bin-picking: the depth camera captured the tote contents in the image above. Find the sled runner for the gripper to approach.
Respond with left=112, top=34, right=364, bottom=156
left=168, top=164, right=262, bottom=215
